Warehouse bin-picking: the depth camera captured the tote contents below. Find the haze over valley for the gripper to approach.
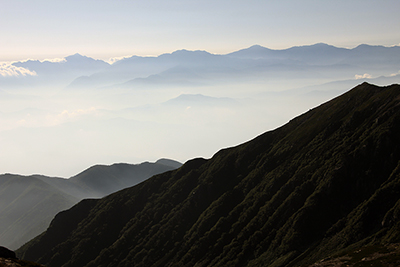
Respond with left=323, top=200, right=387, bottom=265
left=0, top=159, right=182, bottom=250
left=1, top=1, right=400, bottom=266
left=1, top=44, right=400, bottom=177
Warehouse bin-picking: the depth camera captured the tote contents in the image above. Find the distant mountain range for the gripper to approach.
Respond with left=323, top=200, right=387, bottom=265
left=2, top=43, right=400, bottom=92
left=17, top=82, right=400, bottom=266
left=13, top=54, right=109, bottom=76
left=65, top=44, right=400, bottom=91
left=0, top=159, right=181, bottom=249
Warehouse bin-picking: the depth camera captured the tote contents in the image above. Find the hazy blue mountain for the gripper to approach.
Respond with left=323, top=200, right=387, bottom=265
left=227, top=43, right=350, bottom=66
left=3, top=44, right=400, bottom=92
left=65, top=55, right=172, bottom=89
left=4, top=54, right=110, bottom=89
left=279, top=43, right=351, bottom=64
left=68, top=50, right=226, bottom=90
left=12, top=54, right=109, bottom=77
left=163, top=93, right=238, bottom=107
left=71, top=49, right=247, bottom=90
left=118, top=66, right=208, bottom=88
left=0, top=159, right=181, bottom=249
left=116, top=93, right=242, bottom=126
left=290, top=72, right=400, bottom=98
left=225, top=44, right=276, bottom=59
left=227, top=43, right=400, bottom=67
left=65, top=43, right=400, bottom=91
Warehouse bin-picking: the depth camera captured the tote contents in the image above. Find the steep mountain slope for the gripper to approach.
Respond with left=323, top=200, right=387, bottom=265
left=0, top=257, right=46, bottom=267
left=18, top=83, right=400, bottom=267
left=0, top=175, right=77, bottom=250
left=0, top=159, right=181, bottom=249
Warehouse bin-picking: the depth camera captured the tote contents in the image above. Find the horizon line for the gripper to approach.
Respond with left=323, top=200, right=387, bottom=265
left=1, top=42, right=399, bottom=65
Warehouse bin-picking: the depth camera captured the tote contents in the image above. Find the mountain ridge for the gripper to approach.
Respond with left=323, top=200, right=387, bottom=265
left=17, top=82, right=400, bottom=266
left=68, top=43, right=400, bottom=90
left=0, top=159, right=182, bottom=249
left=5, top=43, right=400, bottom=92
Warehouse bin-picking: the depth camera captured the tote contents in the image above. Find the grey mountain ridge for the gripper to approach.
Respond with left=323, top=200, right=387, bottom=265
left=0, top=159, right=182, bottom=249
left=71, top=43, right=400, bottom=90
left=5, top=43, right=400, bottom=92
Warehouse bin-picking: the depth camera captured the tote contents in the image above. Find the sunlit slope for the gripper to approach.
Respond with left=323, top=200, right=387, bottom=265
left=18, top=83, right=400, bottom=266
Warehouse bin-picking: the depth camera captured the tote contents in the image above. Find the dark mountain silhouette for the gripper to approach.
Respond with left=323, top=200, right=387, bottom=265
left=17, top=83, right=400, bottom=266
left=0, top=257, right=45, bottom=267
left=0, top=246, right=44, bottom=266
left=155, top=158, right=183, bottom=169
left=0, top=246, right=17, bottom=259
left=0, top=159, right=181, bottom=250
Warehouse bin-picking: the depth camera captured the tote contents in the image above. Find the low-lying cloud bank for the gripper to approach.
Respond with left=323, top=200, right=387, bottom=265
left=0, top=63, right=37, bottom=77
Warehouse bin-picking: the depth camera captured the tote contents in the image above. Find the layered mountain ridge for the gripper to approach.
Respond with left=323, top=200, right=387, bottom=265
left=17, top=82, right=400, bottom=266
left=3, top=44, right=400, bottom=91
left=0, top=159, right=181, bottom=249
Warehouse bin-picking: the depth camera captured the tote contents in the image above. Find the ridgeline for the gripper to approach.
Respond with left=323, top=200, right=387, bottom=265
left=18, top=83, right=400, bottom=266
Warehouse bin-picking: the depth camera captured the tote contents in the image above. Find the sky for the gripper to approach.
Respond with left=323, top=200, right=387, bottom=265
left=1, top=0, right=400, bottom=62
left=1, top=0, right=400, bottom=177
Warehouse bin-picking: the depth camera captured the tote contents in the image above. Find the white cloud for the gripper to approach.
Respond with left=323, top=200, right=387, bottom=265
left=390, top=70, right=400, bottom=77
left=40, top=57, right=66, bottom=63
left=0, top=62, right=37, bottom=77
left=0, top=56, right=66, bottom=77
left=107, top=55, right=133, bottom=64
left=355, top=73, right=372, bottom=79
left=59, top=107, right=97, bottom=118
left=18, top=57, right=67, bottom=63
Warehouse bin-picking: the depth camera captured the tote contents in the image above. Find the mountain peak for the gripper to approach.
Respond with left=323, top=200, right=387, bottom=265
left=247, top=44, right=268, bottom=50
left=286, top=42, right=343, bottom=51
left=65, top=53, right=93, bottom=61
left=64, top=53, right=86, bottom=60
left=227, top=44, right=273, bottom=59
left=155, top=158, right=182, bottom=168
left=168, top=49, right=214, bottom=57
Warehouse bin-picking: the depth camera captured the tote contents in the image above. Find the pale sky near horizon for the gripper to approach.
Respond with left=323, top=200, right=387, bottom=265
left=1, top=0, right=400, bottom=177
left=1, top=0, right=399, bottom=62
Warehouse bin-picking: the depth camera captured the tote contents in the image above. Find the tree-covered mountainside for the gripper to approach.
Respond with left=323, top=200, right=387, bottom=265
left=0, top=257, right=46, bottom=267
left=0, top=245, right=44, bottom=266
left=18, top=83, right=400, bottom=266
left=0, top=159, right=181, bottom=250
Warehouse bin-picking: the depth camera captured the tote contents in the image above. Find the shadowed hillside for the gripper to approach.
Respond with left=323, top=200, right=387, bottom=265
left=18, top=83, right=400, bottom=266
left=0, top=159, right=181, bottom=250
